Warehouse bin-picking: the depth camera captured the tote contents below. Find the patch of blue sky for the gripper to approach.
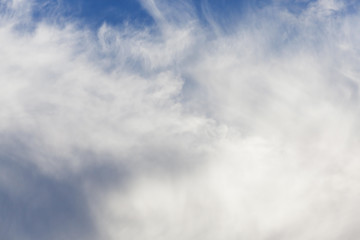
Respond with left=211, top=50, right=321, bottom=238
left=27, top=0, right=323, bottom=30
left=192, top=0, right=249, bottom=25
left=11, top=0, right=360, bottom=37
left=31, top=0, right=155, bottom=28
left=24, top=0, right=359, bottom=33
left=10, top=0, right=360, bottom=26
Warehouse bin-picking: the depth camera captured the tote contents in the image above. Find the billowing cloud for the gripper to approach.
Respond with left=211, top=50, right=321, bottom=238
left=1, top=0, right=360, bottom=239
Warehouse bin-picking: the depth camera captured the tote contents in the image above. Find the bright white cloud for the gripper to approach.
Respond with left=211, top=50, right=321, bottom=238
left=1, top=0, right=360, bottom=239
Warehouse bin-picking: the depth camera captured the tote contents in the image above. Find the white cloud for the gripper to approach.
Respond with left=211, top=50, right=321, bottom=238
left=1, top=0, right=360, bottom=239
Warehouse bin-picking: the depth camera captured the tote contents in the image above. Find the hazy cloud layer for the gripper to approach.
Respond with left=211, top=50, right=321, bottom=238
left=1, top=0, right=360, bottom=239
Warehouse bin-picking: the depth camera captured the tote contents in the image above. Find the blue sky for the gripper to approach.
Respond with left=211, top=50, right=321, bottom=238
left=31, top=0, right=247, bottom=25
left=32, top=0, right=155, bottom=27
left=29, top=0, right=334, bottom=28
left=1, top=0, right=360, bottom=239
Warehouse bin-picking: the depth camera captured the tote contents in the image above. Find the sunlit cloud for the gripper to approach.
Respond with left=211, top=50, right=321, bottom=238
left=1, top=0, right=360, bottom=239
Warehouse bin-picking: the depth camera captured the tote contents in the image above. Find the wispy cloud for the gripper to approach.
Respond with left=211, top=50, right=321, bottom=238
left=1, top=0, right=360, bottom=239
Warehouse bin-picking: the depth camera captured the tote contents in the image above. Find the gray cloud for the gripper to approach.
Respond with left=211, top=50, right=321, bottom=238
left=0, top=136, right=95, bottom=240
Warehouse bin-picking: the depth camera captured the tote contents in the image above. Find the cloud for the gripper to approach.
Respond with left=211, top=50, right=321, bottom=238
left=1, top=0, right=360, bottom=239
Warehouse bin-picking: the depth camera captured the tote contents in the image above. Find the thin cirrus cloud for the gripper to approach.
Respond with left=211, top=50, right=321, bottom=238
left=1, top=0, right=360, bottom=239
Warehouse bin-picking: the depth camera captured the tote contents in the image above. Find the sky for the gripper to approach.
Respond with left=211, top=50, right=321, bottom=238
left=1, top=0, right=360, bottom=239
